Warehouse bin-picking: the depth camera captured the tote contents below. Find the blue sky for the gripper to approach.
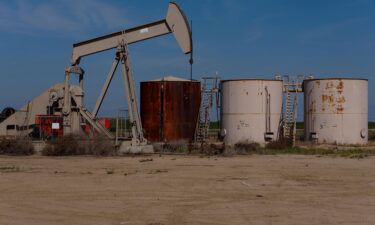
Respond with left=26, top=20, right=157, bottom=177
left=0, top=0, right=374, bottom=120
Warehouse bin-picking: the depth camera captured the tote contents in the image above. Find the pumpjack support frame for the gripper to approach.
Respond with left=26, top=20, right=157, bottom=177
left=62, top=2, right=192, bottom=151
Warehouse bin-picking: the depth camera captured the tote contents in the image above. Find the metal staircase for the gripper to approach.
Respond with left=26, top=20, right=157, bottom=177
left=115, top=109, right=131, bottom=146
left=195, top=76, right=220, bottom=144
left=282, top=75, right=304, bottom=146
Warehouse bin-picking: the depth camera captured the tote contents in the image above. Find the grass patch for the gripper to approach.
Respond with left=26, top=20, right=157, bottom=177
left=154, top=141, right=189, bottom=153
left=0, top=165, right=22, bottom=173
left=368, top=130, right=375, bottom=141
left=265, top=140, right=291, bottom=150
left=229, top=145, right=375, bottom=158
left=199, top=143, right=223, bottom=155
left=148, top=169, right=168, bottom=174
left=105, top=168, right=115, bottom=174
left=219, top=139, right=375, bottom=158
left=369, top=122, right=375, bottom=129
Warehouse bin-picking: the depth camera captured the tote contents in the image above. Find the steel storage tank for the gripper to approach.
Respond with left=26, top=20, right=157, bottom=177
left=141, top=76, right=201, bottom=143
left=304, top=78, right=368, bottom=145
left=220, top=79, right=283, bottom=145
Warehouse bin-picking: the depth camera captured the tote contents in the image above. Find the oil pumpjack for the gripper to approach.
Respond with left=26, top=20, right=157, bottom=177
left=0, top=2, right=192, bottom=153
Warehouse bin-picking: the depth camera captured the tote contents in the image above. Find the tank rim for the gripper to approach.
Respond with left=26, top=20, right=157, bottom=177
left=221, top=79, right=282, bottom=83
left=303, top=77, right=368, bottom=82
left=141, top=80, right=200, bottom=83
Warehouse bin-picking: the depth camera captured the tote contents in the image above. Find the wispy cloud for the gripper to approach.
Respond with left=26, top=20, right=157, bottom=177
left=298, top=17, right=367, bottom=45
left=0, top=0, right=131, bottom=37
left=245, top=29, right=263, bottom=43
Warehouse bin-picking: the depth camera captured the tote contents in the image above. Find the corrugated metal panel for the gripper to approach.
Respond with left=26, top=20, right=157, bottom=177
left=303, top=78, right=368, bottom=145
left=141, top=80, right=201, bottom=142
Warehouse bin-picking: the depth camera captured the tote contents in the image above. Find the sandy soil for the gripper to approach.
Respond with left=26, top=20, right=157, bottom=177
left=0, top=154, right=374, bottom=225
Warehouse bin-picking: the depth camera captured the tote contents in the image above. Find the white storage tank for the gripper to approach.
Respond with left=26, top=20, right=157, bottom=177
left=304, top=78, right=368, bottom=145
left=220, top=79, right=283, bottom=145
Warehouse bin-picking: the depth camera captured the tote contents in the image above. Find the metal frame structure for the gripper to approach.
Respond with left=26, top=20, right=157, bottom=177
left=195, top=75, right=220, bottom=144
left=281, top=75, right=305, bottom=146
left=61, top=2, right=192, bottom=149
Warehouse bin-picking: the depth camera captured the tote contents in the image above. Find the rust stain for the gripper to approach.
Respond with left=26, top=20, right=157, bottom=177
left=141, top=81, right=201, bottom=143
left=322, top=95, right=327, bottom=102
left=315, top=80, right=320, bottom=88
left=325, top=81, right=334, bottom=90
left=329, top=95, right=334, bottom=103
left=336, top=96, right=345, bottom=104
left=322, top=93, right=346, bottom=113
left=336, top=105, right=344, bottom=113
left=314, top=80, right=347, bottom=115
left=336, top=81, right=344, bottom=89
left=309, top=100, right=316, bottom=113
left=336, top=80, right=344, bottom=94
left=321, top=94, right=334, bottom=103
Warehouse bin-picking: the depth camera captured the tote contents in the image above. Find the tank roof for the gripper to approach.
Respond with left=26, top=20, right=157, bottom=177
left=304, top=77, right=368, bottom=82
left=147, top=76, right=199, bottom=82
left=221, top=79, right=282, bottom=83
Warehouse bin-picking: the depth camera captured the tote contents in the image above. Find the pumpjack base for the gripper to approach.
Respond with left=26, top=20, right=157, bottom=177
left=118, top=141, right=154, bottom=154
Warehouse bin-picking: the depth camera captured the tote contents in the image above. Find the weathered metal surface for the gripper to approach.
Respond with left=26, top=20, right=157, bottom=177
left=71, top=2, right=192, bottom=65
left=140, top=82, right=162, bottom=142
left=0, top=83, right=65, bottom=137
left=303, top=78, right=368, bottom=145
left=35, top=115, right=64, bottom=139
left=141, top=80, right=201, bottom=142
left=220, top=79, right=283, bottom=145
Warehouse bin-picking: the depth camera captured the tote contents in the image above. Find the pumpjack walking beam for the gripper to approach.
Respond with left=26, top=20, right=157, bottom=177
left=70, top=3, right=192, bottom=65
left=63, top=2, right=192, bottom=146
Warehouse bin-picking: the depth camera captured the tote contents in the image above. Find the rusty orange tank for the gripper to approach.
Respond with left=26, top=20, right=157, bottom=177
left=141, top=76, right=201, bottom=143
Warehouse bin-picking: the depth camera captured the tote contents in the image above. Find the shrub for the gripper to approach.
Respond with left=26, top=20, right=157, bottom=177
left=200, top=143, right=223, bottom=155
left=234, top=141, right=260, bottom=154
left=85, top=135, right=117, bottom=156
left=160, top=141, right=189, bottom=153
left=265, top=140, right=290, bottom=150
left=42, top=135, right=84, bottom=156
left=42, top=135, right=116, bottom=156
left=0, top=137, right=34, bottom=155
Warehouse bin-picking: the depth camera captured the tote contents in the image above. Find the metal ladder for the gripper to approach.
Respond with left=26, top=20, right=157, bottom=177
left=195, top=76, right=220, bottom=144
left=282, top=75, right=304, bottom=146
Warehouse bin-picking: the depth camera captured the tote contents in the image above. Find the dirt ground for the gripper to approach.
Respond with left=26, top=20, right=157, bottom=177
left=0, top=154, right=374, bottom=225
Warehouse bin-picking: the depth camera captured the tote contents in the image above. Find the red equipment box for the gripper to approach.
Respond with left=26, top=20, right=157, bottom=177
left=35, top=115, right=64, bottom=139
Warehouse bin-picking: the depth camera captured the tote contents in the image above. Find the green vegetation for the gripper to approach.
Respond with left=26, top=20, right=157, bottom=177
left=209, top=121, right=220, bottom=129
left=296, top=122, right=304, bottom=129
left=226, top=142, right=375, bottom=159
